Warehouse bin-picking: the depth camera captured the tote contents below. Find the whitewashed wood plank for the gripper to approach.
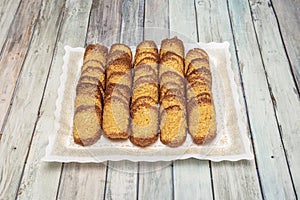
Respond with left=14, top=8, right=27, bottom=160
left=0, top=0, right=22, bottom=53
left=249, top=0, right=300, bottom=195
left=138, top=162, right=173, bottom=199
left=137, top=0, right=174, bottom=199
left=58, top=163, right=107, bottom=199
left=105, top=161, right=138, bottom=200
left=15, top=0, right=94, bottom=199
left=227, top=0, right=296, bottom=199
left=195, top=0, right=262, bottom=199
left=86, top=0, right=123, bottom=46
left=144, top=0, right=169, bottom=44
left=212, top=161, right=261, bottom=199
left=120, top=0, right=144, bottom=46
left=104, top=0, right=141, bottom=199
left=169, top=0, right=197, bottom=43
left=195, top=0, right=233, bottom=42
left=0, top=1, right=64, bottom=200
left=169, top=0, right=213, bottom=199
left=0, top=0, right=42, bottom=131
left=272, top=0, right=300, bottom=90
left=173, top=159, right=213, bottom=199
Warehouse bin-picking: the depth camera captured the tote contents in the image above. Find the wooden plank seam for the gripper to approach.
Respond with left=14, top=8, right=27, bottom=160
left=0, top=0, right=23, bottom=60
left=226, top=0, right=264, bottom=197
left=246, top=0, right=298, bottom=197
left=0, top=0, right=44, bottom=135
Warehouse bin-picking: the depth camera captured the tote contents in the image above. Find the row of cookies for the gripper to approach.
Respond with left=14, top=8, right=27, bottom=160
left=102, top=44, right=133, bottom=140
left=130, top=41, right=160, bottom=146
left=185, top=49, right=216, bottom=144
left=73, top=44, right=107, bottom=146
left=159, top=37, right=187, bottom=147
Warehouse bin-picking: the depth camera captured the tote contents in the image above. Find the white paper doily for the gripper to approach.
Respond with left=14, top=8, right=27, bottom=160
left=43, top=42, right=253, bottom=162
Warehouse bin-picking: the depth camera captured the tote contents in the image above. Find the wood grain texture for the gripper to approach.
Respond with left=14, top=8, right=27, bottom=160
left=120, top=0, right=144, bottom=46
left=144, top=0, right=169, bottom=44
left=138, top=162, right=173, bottom=200
left=10, top=0, right=93, bottom=199
left=195, top=0, right=232, bottom=42
left=173, top=159, right=213, bottom=199
left=0, top=0, right=65, bottom=199
left=169, top=1, right=213, bottom=199
left=137, top=0, right=173, bottom=199
left=105, top=161, right=138, bottom=200
left=0, top=0, right=43, bottom=131
left=271, top=0, right=300, bottom=90
left=59, top=163, right=106, bottom=199
left=0, top=0, right=298, bottom=199
left=249, top=0, right=300, bottom=195
left=169, top=0, right=197, bottom=42
left=195, top=0, right=262, bottom=199
left=0, top=0, right=22, bottom=54
left=86, top=0, right=123, bottom=46
left=228, top=0, right=296, bottom=199
left=212, top=161, right=262, bottom=199
left=96, top=0, right=139, bottom=199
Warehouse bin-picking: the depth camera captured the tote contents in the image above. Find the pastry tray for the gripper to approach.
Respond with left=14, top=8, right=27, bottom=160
left=43, top=42, right=253, bottom=162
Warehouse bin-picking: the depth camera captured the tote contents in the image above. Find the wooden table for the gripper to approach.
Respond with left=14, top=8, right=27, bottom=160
left=0, top=0, right=299, bottom=199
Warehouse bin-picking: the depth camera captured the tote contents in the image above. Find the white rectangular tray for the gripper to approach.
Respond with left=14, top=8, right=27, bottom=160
left=43, top=42, right=253, bottom=162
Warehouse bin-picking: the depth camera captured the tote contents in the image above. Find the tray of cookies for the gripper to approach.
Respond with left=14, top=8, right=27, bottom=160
left=43, top=37, right=253, bottom=162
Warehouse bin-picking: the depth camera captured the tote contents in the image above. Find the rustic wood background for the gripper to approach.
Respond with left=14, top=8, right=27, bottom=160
left=0, top=0, right=299, bottom=199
